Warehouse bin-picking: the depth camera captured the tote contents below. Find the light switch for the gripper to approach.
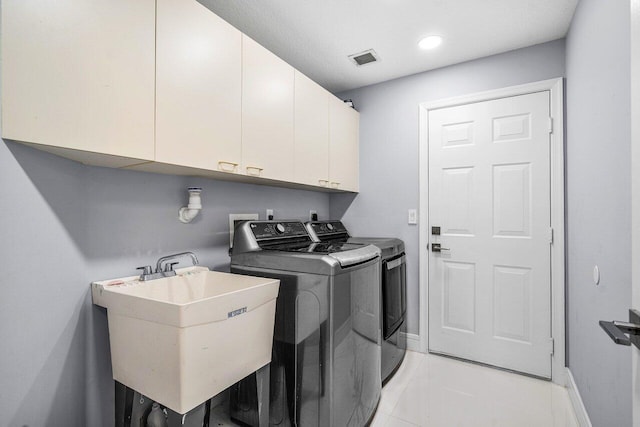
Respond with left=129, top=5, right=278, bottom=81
left=408, top=209, right=417, bottom=225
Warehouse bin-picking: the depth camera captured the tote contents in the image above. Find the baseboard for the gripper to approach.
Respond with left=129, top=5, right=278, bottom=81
left=566, top=368, right=592, bottom=427
left=401, top=332, right=421, bottom=352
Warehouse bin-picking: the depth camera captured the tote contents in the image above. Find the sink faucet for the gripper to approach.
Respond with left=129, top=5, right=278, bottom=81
left=156, top=252, right=199, bottom=273
left=137, top=252, right=199, bottom=282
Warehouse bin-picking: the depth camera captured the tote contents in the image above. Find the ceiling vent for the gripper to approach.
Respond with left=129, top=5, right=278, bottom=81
left=348, top=49, right=380, bottom=66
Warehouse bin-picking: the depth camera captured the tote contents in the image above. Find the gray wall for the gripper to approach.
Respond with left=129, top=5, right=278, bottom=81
left=2, top=4, right=632, bottom=425
left=0, top=103, right=329, bottom=425
left=332, top=39, right=566, bottom=335
left=565, top=0, right=632, bottom=426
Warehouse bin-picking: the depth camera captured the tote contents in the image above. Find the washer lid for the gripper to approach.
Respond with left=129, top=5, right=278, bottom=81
left=266, top=241, right=380, bottom=266
left=328, top=244, right=381, bottom=267
left=273, top=241, right=367, bottom=254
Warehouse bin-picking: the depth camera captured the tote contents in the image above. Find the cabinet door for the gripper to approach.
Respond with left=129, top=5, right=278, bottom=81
left=242, top=36, right=294, bottom=182
left=1, top=0, right=155, bottom=162
left=294, top=72, right=330, bottom=187
left=156, top=0, right=241, bottom=173
left=329, top=97, right=360, bottom=192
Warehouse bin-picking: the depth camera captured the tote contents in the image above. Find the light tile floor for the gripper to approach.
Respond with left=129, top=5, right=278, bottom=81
left=212, top=350, right=579, bottom=426
left=372, top=351, right=579, bottom=427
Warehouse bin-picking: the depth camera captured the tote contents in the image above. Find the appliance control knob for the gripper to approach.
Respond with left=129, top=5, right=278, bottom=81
left=327, top=223, right=334, bottom=231
left=275, top=223, right=285, bottom=234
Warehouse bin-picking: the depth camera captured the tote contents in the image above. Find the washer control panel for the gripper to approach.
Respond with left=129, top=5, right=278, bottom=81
left=310, top=221, right=347, bottom=235
left=307, top=221, right=350, bottom=241
left=250, top=221, right=309, bottom=241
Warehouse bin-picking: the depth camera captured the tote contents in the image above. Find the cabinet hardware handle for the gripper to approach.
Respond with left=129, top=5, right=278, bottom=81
left=218, top=161, right=238, bottom=172
left=318, top=179, right=329, bottom=187
left=246, top=166, right=263, bottom=176
left=330, top=181, right=340, bottom=188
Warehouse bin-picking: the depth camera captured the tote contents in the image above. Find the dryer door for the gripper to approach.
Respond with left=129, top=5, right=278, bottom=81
left=382, top=254, right=406, bottom=340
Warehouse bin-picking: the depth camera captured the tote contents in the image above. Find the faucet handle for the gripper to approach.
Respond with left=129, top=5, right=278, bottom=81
left=137, top=266, right=153, bottom=275
left=164, top=262, right=180, bottom=273
left=137, top=266, right=153, bottom=280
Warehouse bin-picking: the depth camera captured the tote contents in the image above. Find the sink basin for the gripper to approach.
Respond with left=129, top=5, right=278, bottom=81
left=92, top=266, right=279, bottom=414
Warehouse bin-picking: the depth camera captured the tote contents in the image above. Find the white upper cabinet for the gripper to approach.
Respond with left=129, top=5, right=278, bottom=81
left=241, top=36, right=295, bottom=182
left=329, top=97, right=360, bottom=192
left=155, top=0, right=242, bottom=173
left=294, top=72, right=330, bottom=187
left=2, top=2, right=359, bottom=192
left=1, top=0, right=155, bottom=164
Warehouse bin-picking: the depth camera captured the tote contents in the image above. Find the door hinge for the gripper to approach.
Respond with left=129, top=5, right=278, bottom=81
left=548, top=227, right=554, bottom=244
left=548, top=117, right=553, bottom=134
left=550, top=338, right=555, bottom=356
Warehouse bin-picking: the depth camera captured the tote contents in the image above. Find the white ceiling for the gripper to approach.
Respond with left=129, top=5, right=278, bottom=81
left=198, top=0, right=578, bottom=93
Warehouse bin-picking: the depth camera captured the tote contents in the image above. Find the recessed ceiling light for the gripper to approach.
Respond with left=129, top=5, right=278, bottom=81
left=418, top=35, right=443, bottom=50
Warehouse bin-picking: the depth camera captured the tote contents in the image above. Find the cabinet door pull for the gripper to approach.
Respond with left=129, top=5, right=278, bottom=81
left=330, top=181, right=340, bottom=188
left=218, top=161, right=238, bottom=173
left=246, top=166, right=263, bottom=176
left=318, top=179, right=329, bottom=187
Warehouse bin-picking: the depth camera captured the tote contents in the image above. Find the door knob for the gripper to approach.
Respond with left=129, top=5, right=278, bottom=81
left=431, top=243, right=450, bottom=253
left=600, top=309, right=640, bottom=349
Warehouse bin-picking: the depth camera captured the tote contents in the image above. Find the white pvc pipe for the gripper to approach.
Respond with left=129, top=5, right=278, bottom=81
left=178, top=187, right=202, bottom=223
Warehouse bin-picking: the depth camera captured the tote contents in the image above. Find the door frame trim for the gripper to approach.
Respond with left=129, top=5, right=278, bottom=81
left=418, top=78, right=566, bottom=385
left=631, top=1, right=640, bottom=425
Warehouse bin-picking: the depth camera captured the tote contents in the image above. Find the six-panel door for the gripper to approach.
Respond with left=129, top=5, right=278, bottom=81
left=428, top=91, right=553, bottom=378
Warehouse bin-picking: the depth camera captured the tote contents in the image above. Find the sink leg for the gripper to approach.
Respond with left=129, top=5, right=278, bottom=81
left=256, top=363, right=270, bottom=427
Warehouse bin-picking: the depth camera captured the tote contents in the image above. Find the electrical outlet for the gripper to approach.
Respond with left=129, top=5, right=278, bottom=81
left=266, top=209, right=274, bottom=220
left=408, top=209, right=418, bottom=225
left=309, top=210, right=318, bottom=221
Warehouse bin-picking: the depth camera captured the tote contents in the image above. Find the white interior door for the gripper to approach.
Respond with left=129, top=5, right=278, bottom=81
left=428, top=91, right=552, bottom=378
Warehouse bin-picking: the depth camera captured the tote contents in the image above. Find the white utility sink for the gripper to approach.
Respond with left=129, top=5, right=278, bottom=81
left=92, top=266, right=279, bottom=414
